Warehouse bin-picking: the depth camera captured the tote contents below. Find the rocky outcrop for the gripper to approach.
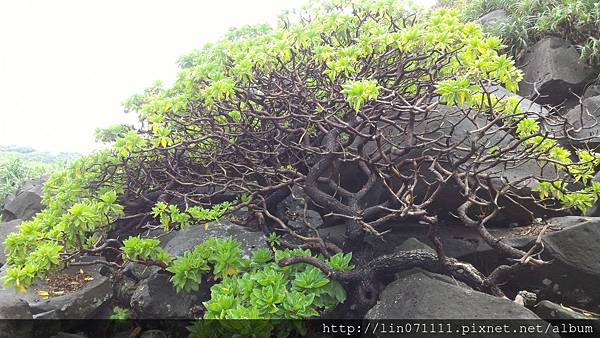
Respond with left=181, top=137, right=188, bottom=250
left=130, top=272, right=204, bottom=319
left=1, top=257, right=113, bottom=319
left=504, top=217, right=600, bottom=311
left=0, top=291, right=33, bottom=319
left=542, top=217, right=600, bottom=278
left=125, top=221, right=268, bottom=318
left=0, top=219, right=22, bottom=265
left=2, top=177, right=46, bottom=222
left=562, top=95, right=600, bottom=148
left=519, top=37, right=596, bottom=105
left=534, top=300, right=590, bottom=320
left=365, top=268, right=541, bottom=319
left=478, top=9, right=509, bottom=28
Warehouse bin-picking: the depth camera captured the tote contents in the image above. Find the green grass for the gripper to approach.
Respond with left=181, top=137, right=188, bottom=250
left=0, top=149, right=73, bottom=210
left=460, top=0, right=600, bottom=66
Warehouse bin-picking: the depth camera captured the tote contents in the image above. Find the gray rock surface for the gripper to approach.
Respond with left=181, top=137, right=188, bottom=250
left=130, top=272, right=203, bottom=319
left=478, top=9, right=509, bottom=28
left=584, top=84, right=600, bottom=99
left=562, top=95, right=600, bottom=148
left=534, top=300, right=590, bottom=320
left=365, top=268, right=541, bottom=320
left=519, top=37, right=596, bottom=104
left=395, top=237, right=435, bottom=254
left=2, top=177, right=46, bottom=222
left=542, top=217, right=600, bottom=277
left=0, top=291, right=33, bottom=319
left=1, top=257, right=113, bottom=319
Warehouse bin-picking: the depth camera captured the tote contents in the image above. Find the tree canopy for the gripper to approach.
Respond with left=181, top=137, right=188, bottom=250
left=3, top=0, right=599, bottom=325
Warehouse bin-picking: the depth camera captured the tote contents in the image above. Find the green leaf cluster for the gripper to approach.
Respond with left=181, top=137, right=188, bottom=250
left=151, top=201, right=231, bottom=230
left=173, top=238, right=352, bottom=337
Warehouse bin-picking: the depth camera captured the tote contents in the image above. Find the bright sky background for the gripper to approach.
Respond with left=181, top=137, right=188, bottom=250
left=0, top=0, right=436, bottom=154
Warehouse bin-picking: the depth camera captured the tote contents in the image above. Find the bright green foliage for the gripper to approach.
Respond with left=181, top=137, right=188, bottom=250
left=95, top=124, right=132, bottom=144
left=2, top=151, right=126, bottom=289
left=184, top=239, right=350, bottom=338
left=151, top=201, right=232, bottom=230
left=109, top=306, right=132, bottom=320
left=121, top=236, right=172, bottom=265
left=341, top=80, right=380, bottom=111
left=461, top=0, right=600, bottom=65
left=166, top=250, right=211, bottom=293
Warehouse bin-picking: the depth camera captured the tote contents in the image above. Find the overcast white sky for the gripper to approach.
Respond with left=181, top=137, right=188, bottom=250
left=0, top=0, right=435, bottom=154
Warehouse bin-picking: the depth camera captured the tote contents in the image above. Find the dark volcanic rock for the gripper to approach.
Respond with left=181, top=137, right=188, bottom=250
left=478, top=9, right=509, bottom=28
left=0, top=293, right=33, bottom=338
left=534, top=300, right=589, bottom=320
left=0, top=291, right=33, bottom=319
left=365, top=268, right=541, bottom=320
left=519, top=37, right=596, bottom=105
left=2, top=177, right=46, bottom=222
left=395, top=237, right=435, bottom=254
left=562, top=95, right=600, bottom=148
left=2, top=257, right=113, bottom=319
left=542, top=217, right=600, bottom=277
left=506, top=217, right=600, bottom=310
left=130, top=272, right=204, bottom=319
left=361, top=104, right=559, bottom=224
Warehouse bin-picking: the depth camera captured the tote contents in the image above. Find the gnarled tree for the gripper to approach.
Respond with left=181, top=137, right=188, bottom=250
left=4, top=0, right=599, bottom=314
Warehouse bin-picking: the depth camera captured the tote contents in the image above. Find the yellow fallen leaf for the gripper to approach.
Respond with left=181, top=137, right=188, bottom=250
left=84, top=277, right=94, bottom=281
left=204, top=223, right=209, bottom=230
left=560, top=304, right=576, bottom=313
left=79, top=269, right=84, bottom=274
left=38, top=290, right=49, bottom=298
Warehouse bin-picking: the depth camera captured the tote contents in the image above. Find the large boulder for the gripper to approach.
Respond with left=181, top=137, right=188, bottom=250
left=130, top=272, right=204, bottom=319
left=365, top=268, right=541, bottom=320
left=126, top=221, right=267, bottom=319
left=486, top=85, right=550, bottom=117
left=534, top=300, right=590, bottom=320
left=518, top=37, right=596, bottom=105
left=562, top=95, right=600, bottom=148
left=542, top=216, right=600, bottom=278
left=0, top=291, right=33, bottom=319
left=1, top=257, right=113, bottom=319
left=478, top=9, right=509, bottom=28
left=2, top=177, right=46, bottom=222
left=0, top=219, right=22, bottom=265
left=507, top=217, right=600, bottom=310
left=163, top=220, right=268, bottom=257
left=0, top=291, right=33, bottom=338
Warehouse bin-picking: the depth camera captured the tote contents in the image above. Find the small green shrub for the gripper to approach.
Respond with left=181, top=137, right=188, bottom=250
left=109, top=306, right=132, bottom=320
left=173, top=238, right=352, bottom=337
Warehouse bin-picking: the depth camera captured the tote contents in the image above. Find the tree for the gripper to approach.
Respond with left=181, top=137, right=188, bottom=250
left=3, top=0, right=598, bottom=316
